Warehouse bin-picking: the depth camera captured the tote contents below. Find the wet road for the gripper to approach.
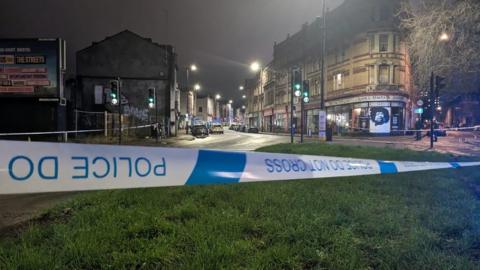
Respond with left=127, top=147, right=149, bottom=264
left=172, top=129, right=290, bottom=151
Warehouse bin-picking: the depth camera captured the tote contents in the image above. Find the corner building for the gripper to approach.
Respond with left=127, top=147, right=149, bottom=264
left=269, top=0, right=413, bottom=135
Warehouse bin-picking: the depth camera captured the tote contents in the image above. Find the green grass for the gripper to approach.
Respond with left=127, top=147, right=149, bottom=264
left=1, top=143, right=480, bottom=269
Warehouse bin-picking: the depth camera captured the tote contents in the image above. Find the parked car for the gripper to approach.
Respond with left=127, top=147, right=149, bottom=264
left=192, top=125, right=209, bottom=138
left=210, top=124, right=224, bottom=134
left=229, top=124, right=238, bottom=130
left=239, top=125, right=247, bottom=132
left=248, top=127, right=259, bottom=133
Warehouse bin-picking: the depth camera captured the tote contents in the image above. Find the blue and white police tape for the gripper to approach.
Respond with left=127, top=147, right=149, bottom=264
left=1, top=140, right=479, bottom=195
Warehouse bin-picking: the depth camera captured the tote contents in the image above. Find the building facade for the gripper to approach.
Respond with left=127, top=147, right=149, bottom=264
left=247, top=0, right=413, bottom=135
left=195, top=95, right=215, bottom=124
left=76, top=30, right=179, bottom=136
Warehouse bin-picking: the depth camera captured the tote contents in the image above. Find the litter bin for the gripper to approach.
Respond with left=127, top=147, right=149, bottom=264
left=326, top=127, right=333, bottom=142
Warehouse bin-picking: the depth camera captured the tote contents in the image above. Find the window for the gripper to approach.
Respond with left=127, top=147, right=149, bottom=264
left=393, top=34, right=400, bottom=53
left=369, top=35, right=375, bottom=53
left=379, top=65, right=389, bottom=84
left=198, top=106, right=203, bottom=113
left=379, top=34, right=388, bottom=52
left=314, top=79, right=320, bottom=96
left=368, top=65, right=375, bottom=84
left=333, top=73, right=343, bottom=90
left=393, top=66, right=401, bottom=84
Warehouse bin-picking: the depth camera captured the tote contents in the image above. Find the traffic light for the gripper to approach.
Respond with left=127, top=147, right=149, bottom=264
left=110, top=80, right=119, bottom=105
left=147, top=88, right=155, bottom=109
left=302, top=80, right=310, bottom=103
left=292, top=68, right=302, bottom=97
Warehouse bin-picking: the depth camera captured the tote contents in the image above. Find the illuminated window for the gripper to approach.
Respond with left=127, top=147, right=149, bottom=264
left=333, top=73, right=343, bottom=90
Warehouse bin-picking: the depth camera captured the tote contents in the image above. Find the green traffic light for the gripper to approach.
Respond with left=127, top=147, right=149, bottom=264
left=294, top=84, right=301, bottom=90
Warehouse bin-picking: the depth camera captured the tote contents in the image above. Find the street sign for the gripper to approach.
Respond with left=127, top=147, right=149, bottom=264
left=414, top=108, right=424, bottom=114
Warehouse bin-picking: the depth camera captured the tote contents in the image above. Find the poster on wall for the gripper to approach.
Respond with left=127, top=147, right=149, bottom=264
left=318, top=110, right=327, bottom=139
left=369, top=107, right=391, bottom=133
left=0, top=39, right=62, bottom=97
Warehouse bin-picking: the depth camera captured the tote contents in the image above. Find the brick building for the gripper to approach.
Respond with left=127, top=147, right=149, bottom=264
left=75, top=30, right=179, bottom=136
left=247, top=0, right=413, bottom=135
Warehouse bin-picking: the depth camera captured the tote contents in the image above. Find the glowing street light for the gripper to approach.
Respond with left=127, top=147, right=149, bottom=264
left=242, top=105, right=246, bottom=110
left=194, top=84, right=201, bottom=91
left=250, top=61, right=260, bottom=72
left=439, top=32, right=449, bottom=42
left=190, top=64, right=198, bottom=71
left=229, top=100, right=233, bottom=104
left=239, top=86, right=244, bottom=91
left=242, top=95, right=246, bottom=99
left=215, top=94, right=221, bottom=100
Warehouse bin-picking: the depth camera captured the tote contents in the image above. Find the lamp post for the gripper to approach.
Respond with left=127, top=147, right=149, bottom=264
left=429, top=32, right=450, bottom=149
left=185, top=64, right=198, bottom=132
left=193, top=83, right=201, bottom=125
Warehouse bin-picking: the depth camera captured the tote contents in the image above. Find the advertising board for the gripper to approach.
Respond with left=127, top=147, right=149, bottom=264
left=0, top=39, right=64, bottom=98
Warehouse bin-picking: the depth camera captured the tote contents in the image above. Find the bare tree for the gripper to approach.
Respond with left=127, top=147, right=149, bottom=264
left=399, top=0, right=480, bottom=95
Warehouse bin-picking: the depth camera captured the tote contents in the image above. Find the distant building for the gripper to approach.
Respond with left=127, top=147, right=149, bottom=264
left=75, top=30, right=179, bottom=136
left=247, top=0, right=413, bottom=135
left=179, top=88, right=194, bottom=129
left=195, top=95, right=214, bottom=124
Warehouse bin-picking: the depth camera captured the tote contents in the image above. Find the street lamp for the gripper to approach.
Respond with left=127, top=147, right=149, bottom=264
left=190, top=64, right=198, bottom=71
left=250, top=61, right=260, bottom=72
left=194, top=83, right=201, bottom=91
left=215, top=94, right=221, bottom=100
left=239, top=86, right=244, bottom=91
left=242, top=95, right=246, bottom=99
left=439, top=32, right=450, bottom=42
left=229, top=99, right=233, bottom=104
left=242, top=105, right=246, bottom=110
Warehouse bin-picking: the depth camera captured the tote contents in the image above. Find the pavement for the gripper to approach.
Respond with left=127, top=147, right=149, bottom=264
left=1, top=129, right=478, bottom=234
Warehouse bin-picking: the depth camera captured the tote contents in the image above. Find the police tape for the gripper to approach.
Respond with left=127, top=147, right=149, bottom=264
left=350, top=125, right=480, bottom=133
left=0, top=140, right=479, bottom=195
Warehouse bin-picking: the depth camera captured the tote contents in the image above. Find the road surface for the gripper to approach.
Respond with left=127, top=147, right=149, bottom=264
left=171, top=129, right=290, bottom=150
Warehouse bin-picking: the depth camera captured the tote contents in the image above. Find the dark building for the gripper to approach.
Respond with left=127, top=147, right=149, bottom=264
left=75, top=30, right=178, bottom=136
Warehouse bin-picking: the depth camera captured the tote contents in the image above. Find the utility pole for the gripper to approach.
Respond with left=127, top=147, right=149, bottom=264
left=320, top=0, right=327, bottom=110
left=290, top=69, right=295, bottom=144
left=300, top=98, right=304, bottom=143
left=118, top=77, right=122, bottom=145
left=429, top=72, right=434, bottom=149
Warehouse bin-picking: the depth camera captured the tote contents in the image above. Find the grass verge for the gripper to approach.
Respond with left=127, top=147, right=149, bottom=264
left=1, top=143, right=480, bottom=269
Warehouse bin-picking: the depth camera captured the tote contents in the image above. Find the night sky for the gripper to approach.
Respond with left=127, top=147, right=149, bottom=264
left=0, top=0, right=342, bottom=106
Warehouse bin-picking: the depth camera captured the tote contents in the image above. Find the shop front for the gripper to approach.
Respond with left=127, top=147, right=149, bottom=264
left=263, top=108, right=274, bottom=132
left=273, top=106, right=289, bottom=133
left=325, top=95, right=409, bottom=135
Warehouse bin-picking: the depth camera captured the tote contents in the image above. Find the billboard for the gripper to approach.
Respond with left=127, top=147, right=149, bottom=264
left=0, top=39, right=64, bottom=98
left=369, top=107, right=391, bottom=133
